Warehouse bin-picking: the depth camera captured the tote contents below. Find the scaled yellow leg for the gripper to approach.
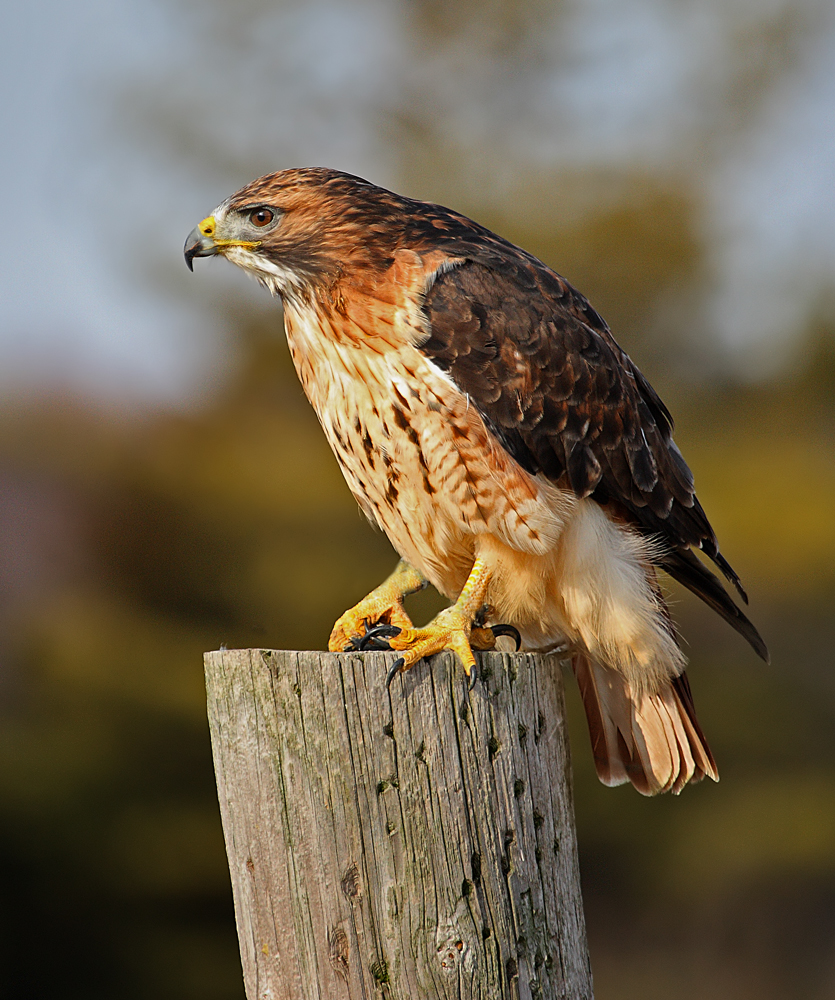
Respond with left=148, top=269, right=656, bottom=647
left=386, top=558, right=493, bottom=678
left=328, top=560, right=427, bottom=652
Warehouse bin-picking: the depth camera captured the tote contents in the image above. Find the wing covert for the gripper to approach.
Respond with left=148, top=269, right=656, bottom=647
left=422, top=259, right=693, bottom=524
left=419, top=257, right=763, bottom=655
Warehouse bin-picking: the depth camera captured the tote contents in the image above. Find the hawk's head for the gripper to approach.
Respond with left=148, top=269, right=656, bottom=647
left=184, top=167, right=406, bottom=300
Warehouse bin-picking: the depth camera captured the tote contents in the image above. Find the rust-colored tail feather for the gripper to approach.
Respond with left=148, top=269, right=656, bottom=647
left=572, top=653, right=718, bottom=795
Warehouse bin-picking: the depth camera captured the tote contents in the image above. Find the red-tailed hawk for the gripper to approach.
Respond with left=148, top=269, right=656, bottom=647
left=185, top=168, right=768, bottom=795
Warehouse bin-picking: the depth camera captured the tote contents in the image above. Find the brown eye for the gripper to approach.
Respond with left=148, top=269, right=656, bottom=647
left=249, top=208, right=274, bottom=228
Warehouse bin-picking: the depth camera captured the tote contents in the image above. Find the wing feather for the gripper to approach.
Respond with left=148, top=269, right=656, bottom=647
left=419, top=256, right=767, bottom=661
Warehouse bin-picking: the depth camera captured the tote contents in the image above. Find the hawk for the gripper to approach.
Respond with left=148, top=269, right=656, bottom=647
left=185, top=168, right=768, bottom=795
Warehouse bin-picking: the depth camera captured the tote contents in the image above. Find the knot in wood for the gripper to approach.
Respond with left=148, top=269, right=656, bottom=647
left=341, top=862, right=362, bottom=902
left=328, top=925, right=350, bottom=982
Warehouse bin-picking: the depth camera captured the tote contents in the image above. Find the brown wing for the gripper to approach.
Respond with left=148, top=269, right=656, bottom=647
left=419, top=256, right=768, bottom=662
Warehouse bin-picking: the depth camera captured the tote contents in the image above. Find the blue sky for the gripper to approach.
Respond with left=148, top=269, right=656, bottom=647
left=2, top=0, right=833, bottom=404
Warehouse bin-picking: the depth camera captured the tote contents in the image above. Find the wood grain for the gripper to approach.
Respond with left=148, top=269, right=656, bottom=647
left=204, top=649, right=593, bottom=1000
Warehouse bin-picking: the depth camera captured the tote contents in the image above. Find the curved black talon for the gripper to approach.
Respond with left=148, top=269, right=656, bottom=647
left=491, top=623, right=522, bottom=651
left=359, top=622, right=402, bottom=651
left=467, top=662, right=478, bottom=691
left=345, top=622, right=403, bottom=652
left=386, top=657, right=405, bottom=689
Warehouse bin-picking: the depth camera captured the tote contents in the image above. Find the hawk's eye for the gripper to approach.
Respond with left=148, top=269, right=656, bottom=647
left=249, top=208, right=274, bottom=228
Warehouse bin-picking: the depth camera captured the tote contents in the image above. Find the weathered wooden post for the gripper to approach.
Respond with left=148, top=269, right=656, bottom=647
left=204, top=648, right=593, bottom=999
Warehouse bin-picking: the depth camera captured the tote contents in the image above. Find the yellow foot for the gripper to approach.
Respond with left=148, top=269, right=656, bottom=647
left=329, top=598, right=415, bottom=653
left=380, top=611, right=522, bottom=689
left=335, top=557, right=521, bottom=688
left=328, top=560, right=425, bottom=652
left=385, top=605, right=480, bottom=685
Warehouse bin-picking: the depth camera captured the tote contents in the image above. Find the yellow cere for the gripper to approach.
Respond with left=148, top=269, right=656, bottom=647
left=199, top=216, right=216, bottom=237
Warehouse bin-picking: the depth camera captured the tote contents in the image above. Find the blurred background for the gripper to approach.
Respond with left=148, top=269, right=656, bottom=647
left=1, top=0, right=834, bottom=996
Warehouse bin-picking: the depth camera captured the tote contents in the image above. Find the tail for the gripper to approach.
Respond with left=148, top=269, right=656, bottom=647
left=572, top=652, right=718, bottom=795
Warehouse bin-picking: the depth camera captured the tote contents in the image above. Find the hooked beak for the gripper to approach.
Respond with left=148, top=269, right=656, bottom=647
left=184, top=226, right=218, bottom=272
left=184, top=214, right=263, bottom=271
